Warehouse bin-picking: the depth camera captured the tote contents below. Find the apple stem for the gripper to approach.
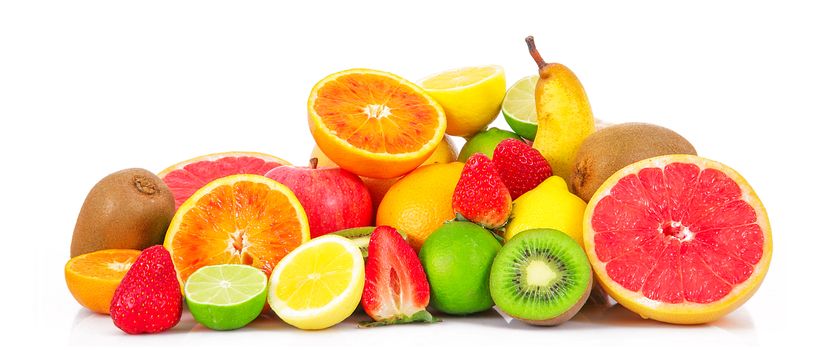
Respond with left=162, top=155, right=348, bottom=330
left=525, top=36, right=547, bottom=70
left=309, top=158, right=319, bottom=169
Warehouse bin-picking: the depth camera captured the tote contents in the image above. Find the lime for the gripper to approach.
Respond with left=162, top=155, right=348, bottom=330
left=457, top=127, right=522, bottom=162
left=419, top=65, right=506, bottom=137
left=185, top=264, right=268, bottom=331
left=502, top=75, right=539, bottom=140
left=419, top=221, right=501, bottom=315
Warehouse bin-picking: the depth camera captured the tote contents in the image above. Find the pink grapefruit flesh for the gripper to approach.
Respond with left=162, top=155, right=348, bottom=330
left=583, top=154, right=771, bottom=324
left=158, top=152, right=290, bottom=208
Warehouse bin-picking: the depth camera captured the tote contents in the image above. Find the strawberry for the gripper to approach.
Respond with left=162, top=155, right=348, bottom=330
left=110, top=245, right=182, bottom=334
left=360, top=226, right=438, bottom=327
left=492, top=138, right=553, bottom=200
left=452, top=153, right=512, bottom=229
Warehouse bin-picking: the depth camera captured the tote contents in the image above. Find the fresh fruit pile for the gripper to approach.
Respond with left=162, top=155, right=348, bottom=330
left=64, top=36, right=772, bottom=334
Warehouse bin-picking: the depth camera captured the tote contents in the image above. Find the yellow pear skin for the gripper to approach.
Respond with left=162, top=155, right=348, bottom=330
left=526, top=36, right=595, bottom=180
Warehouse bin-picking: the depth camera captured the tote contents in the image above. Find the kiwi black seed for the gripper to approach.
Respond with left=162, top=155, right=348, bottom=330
left=71, top=168, right=175, bottom=257
left=489, top=228, right=592, bottom=326
left=330, top=226, right=407, bottom=258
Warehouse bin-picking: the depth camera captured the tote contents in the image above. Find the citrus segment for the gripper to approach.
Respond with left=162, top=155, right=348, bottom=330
left=64, top=249, right=141, bottom=314
left=159, top=152, right=290, bottom=208
left=268, top=235, right=365, bottom=330
left=164, top=174, right=309, bottom=286
left=308, top=69, right=446, bottom=179
left=583, top=155, right=771, bottom=324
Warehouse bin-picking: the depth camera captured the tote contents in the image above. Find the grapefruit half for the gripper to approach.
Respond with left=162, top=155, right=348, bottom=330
left=308, top=69, right=447, bottom=179
left=582, top=155, right=771, bottom=324
left=159, top=152, right=290, bottom=208
left=163, top=174, right=309, bottom=286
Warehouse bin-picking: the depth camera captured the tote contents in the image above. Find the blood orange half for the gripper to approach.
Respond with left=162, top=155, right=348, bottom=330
left=582, top=155, right=771, bottom=324
left=308, top=69, right=447, bottom=179
left=158, top=152, right=290, bottom=208
left=163, top=174, right=309, bottom=286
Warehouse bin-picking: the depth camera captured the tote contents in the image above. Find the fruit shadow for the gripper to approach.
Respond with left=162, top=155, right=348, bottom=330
left=71, top=307, right=198, bottom=335
left=463, top=302, right=755, bottom=331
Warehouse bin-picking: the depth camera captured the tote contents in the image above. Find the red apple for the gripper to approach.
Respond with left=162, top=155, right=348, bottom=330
left=264, top=158, right=373, bottom=238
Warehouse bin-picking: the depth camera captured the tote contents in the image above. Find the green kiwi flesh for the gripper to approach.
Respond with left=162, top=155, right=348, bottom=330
left=330, top=226, right=407, bottom=258
left=489, top=228, right=592, bottom=326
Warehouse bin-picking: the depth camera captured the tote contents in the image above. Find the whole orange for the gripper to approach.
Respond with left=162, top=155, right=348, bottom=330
left=376, top=162, right=464, bottom=250
left=64, top=249, right=141, bottom=314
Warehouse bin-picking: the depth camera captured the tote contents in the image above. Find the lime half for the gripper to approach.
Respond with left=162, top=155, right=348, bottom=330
left=185, top=264, right=268, bottom=331
left=502, top=75, right=539, bottom=140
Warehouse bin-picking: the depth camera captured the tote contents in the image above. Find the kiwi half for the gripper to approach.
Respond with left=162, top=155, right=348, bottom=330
left=330, top=226, right=407, bottom=258
left=489, top=228, right=592, bottom=326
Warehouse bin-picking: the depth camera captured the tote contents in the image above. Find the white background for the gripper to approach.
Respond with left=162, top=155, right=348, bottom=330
left=2, top=0, right=837, bottom=348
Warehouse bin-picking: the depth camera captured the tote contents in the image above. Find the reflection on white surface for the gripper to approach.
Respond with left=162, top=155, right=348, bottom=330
left=68, top=301, right=757, bottom=347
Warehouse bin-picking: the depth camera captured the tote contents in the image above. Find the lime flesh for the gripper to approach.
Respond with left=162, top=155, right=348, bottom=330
left=185, top=264, right=268, bottom=331
left=502, top=75, right=538, bottom=140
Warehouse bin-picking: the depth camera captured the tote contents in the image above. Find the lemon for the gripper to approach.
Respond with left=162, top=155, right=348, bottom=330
left=504, top=176, right=586, bottom=246
left=267, top=235, right=365, bottom=330
left=502, top=75, right=539, bottom=140
left=419, top=65, right=506, bottom=138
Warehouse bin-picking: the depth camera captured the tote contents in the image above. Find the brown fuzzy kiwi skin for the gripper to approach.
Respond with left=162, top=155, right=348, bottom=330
left=70, top=168, right=176, bottom=257
left=514, top=270, right=593, bottom=326
left=570, top=123, right=697, bottom=202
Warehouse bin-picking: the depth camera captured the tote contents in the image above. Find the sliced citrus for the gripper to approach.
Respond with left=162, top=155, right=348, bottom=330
left=502, top=75, right=539, bottom=140
left=582, top=155, right=772, bottom=324
left=308, top=68, right=447, bottom=179
left=163, top=174, right=309, bottom=286
left=419, top=65, right=506, bottom=138
left=185, top=264, right=268, bottom=330
left=158, top=152, right=290, bottom=208
left=64, top=249, right=141, bottom=314
left=268, top=235, right=365, bottom=330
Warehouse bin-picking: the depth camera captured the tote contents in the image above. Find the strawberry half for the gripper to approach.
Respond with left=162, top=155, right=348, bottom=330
left=110, top=245, right=182, bottom=334
left=360, top=226, right=438, bottom=327
left=492, top=138, right=553, bottom=200
left=452, top=153, right=512, bottom=229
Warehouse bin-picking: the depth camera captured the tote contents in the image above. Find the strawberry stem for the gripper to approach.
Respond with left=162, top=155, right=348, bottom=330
left=358, top=310, right=440, bottom=328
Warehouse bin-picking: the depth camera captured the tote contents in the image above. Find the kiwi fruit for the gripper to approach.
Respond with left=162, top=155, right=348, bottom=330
left=570, top=122, right=697, bottom=202
left=331, top=226, right=407, bottom=258
left=489, top=228, right=592, bottom=326
left=71, top=168, right=176, bottom=257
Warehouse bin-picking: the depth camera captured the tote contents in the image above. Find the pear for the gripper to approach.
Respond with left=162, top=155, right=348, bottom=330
left=526, top=36, right=595, bottom=180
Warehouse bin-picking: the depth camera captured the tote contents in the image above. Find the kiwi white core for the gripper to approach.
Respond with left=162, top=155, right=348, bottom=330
left=526, top=260, right=558, bottom=287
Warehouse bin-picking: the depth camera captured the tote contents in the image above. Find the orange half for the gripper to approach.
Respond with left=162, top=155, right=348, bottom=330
left=64, top=249, right=141, bottom=314
left=163, top=174, right=309, bottom=286
left=308, top=69, right=447, bottom=179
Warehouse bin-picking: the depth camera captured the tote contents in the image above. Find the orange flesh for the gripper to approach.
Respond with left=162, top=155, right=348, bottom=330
left=169, top=181, right=305, bottom=282
left=313, top=73, right=441, bottom=154
left=67, top=250, right=139, bottom=280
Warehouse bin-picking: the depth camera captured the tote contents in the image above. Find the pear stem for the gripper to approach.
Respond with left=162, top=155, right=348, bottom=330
left=525, top=36, right=547, bottom=70
left=309, top=158, right=319, bottom=169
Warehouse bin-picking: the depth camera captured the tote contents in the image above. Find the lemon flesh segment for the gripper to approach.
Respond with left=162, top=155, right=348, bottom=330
left=268, top=235, right=364, bottom=330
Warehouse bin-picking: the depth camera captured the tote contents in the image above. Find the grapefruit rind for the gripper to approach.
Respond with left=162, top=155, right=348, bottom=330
left=307, top=68, right=447, bottom=179
left=582, top=154, right=772, bottom=324
left=163, top=174, right=310, bottom=287
left=157, top=151, right=290, bottom=178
